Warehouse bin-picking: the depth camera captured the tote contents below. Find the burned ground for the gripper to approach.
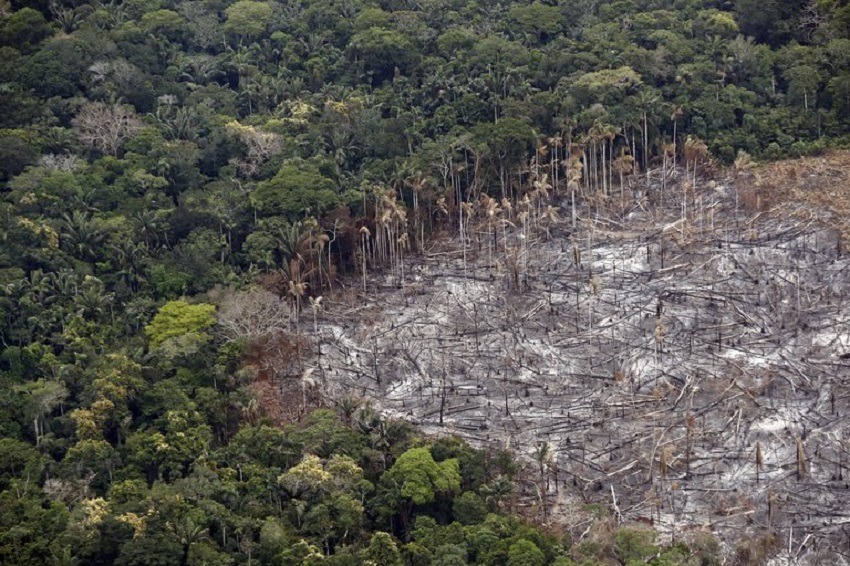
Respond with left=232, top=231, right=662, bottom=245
left=298, top=154, right=850, bottom=563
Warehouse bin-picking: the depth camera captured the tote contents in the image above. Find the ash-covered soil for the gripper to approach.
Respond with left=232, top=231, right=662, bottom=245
left=308, top=164, right=850, bottom=563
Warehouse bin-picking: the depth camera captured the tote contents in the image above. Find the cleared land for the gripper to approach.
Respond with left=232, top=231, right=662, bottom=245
left=293, top=152, right=850, bottom=563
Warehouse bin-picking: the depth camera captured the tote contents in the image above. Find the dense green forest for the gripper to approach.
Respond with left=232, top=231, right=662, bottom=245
left=1, top=0, right=849, bottom=563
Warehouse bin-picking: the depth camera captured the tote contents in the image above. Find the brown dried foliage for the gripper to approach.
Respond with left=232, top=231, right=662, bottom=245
left=743, top=150, right=850, bottom=245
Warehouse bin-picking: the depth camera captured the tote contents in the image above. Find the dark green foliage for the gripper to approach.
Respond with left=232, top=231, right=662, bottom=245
left=453, top=492, right=488, bottom=525
left=17, top=37, right=91, bottom=98
left=506, top=538, right=546, bottom=566
left=0, top=372, right=720, bottom=565
left=0, top=7, right=52, bottom=52
left=0, top=133, right=38, bottom=182
left=0, top=484, right=68, bottom=565
left=253, top=163, right=340, bottom=218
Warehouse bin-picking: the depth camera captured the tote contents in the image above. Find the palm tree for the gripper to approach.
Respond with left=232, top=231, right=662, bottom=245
left=480, top=194, right=500, bottom=266
left=337, top=396, right=360, bottom=425
left=636, top=89, right=661, bottom=177
left=533, top=441, right=555, bottom=516
left=61, top=211, right=106, bottom=262
left=16, top=379, right=68, bottom=446
left=564, top=148, right=583, bottom=228
left=359, top=226, right=371, bottom=293
left=300, top=368, right=316, bottom=415
left=669, top=105, right=684, bottom=170
left=683, top=135, right=708, bottom=220
left=533, top=442, right=551, bottom=482
left=74, top=279, right=115, bottom=321
left=481, top=475, right=514, bottom=512
left=133, top=210, right=164, bottom=249
left=613, top=150, right=635, bottom=210
left=308, top=296, right=323, bottom=334
left=174, top=517, right=210, bottom=566
left=51, top=546, right=79, bottom=566
left=404, top=171, right=433, bottom=252
left=111, top=241, right=147, bottom=292
left=539, top=205, right=560, bottom=240
left=51, top=4, right=85, bottom=33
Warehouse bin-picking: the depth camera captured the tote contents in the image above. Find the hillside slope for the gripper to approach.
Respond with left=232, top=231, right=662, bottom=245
left=310, top=155, right=850, bottom=563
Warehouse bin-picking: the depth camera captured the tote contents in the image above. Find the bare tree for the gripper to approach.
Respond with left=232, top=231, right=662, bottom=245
left=38, top=153, right=81, bottom=172
left=87, top=59, right=144, bottom=102
left=73, top=102, right=142, bottom=156
left=217, top=287, right=291, bottom=342
left=226, top=121, right=283, bottom=178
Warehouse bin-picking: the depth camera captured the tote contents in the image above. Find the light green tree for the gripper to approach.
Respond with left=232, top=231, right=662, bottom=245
left=507, top=539, right=546, bottom=566
left=145, top=300, right=216, bottom=347
left=364, top=532, right=402, bottom=566
left=224, top=0, right=272, bottom=38
left=386, top=447, right=460, bottom=505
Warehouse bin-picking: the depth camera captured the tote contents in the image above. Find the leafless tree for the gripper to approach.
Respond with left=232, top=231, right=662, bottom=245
left=217, top=287, right=291, bottom=342
left=226, top=121, right=283, bottom=178
left=87, top=59, right=144, bottom=102
left=797, top=0, right=831, bottom=42
left=39, top=153, right=81, bottom=172
left=73, top=102, right=142, bottom=156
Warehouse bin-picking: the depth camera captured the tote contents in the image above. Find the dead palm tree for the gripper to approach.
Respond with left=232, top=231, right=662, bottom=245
left=404, top=172, right=433, bottom=251
left=531, top=170, right=552, bottom=229
left=500, top=198, right=513, bottom=252
left=547, top=135, right=563, bottom=194
left=309, top=295, right=323, bottom=334
left=670, top=105, right=684, bottom=170
left=539, top=205, right=560, bottom=240
left=300, top=367, right=316, bottom=415
left=683, top=135, right=708, bottom=222
left=683, top=135, right=708, bottom=186
left=796, top=438, right=807, bottom=480
left=289, top=279, right=308, bottom=338
left=598, top=122, right=620, bottom=196
left=315, top=233, right=330, bottom=290
left=661, top=142, right=675, bottom=206
left=397, top=232, right=409, bottom=286
left=359, top=226, right=371, bottom=293
left=517, top=205, right=530, bottom=281
left=461, top=200, right=475, bottom=278
left=613, top=150, right=635, bottom=212
left=480, top=194, right=500, bottom=266
left=392, top=200, right=409, bottom=285
left=565, top=146, right=584, bottom=228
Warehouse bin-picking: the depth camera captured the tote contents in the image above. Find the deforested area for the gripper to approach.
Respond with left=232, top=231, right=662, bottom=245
left=311, top=155, right=850, bottom=563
